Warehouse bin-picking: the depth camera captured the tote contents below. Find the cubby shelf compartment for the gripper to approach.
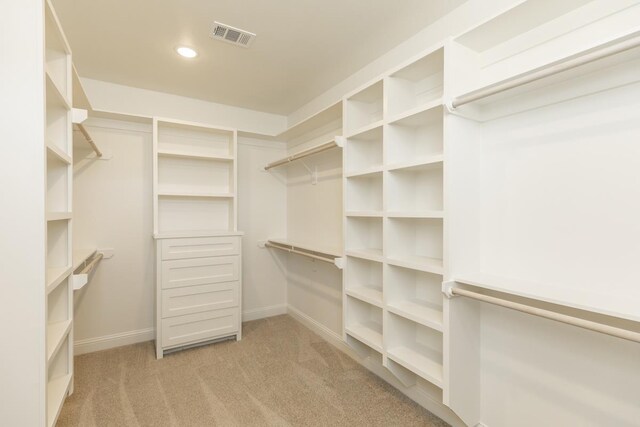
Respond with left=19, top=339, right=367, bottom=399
left=344, top=125, right=383, bottom=175
left=156, top=120, right=235, bottom=159
left=345, top=257, right=383, bottom=307
left=386, top=264, right=443, bottom=331
left=387, top=211, right=443, bottom=219
left=346, top=216, right=383, bottom=262
left=386, top=312, right=443, bottom=387
left=345, top=80, right=384, bottom=135
left=386, top=217, right=443, bottom=274
left=385, top=105, right=443, bottom=166
left=387, top=162, right=443, bottom=213
left=345, top=296, right=384, bottom=352
left=386, top=48, right=443, bottom=119
left=345, top=172, right=383, bottom=212
left=46, top=320, right=72, bottom=364
left=157, top=196, right=234, bottom=234
left=45, top=70, right=71, bottom=111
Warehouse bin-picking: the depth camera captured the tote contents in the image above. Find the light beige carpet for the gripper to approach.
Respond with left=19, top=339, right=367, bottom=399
left=58, top=315, right=449, bottom=427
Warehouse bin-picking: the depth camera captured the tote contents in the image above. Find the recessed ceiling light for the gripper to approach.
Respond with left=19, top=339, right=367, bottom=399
left=176, top=46, right=198, bottom=58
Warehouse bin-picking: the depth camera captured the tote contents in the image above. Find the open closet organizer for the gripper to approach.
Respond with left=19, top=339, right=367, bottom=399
left=260, top=2, right=640, bottom=425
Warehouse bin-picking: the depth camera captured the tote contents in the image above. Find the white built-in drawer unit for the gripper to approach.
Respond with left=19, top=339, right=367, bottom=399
left=155, top=234, right=243, bottom=358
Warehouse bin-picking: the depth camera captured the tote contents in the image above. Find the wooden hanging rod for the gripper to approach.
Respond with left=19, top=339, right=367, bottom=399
left=78, top=252, right=103, bottom=275
left=264, top=240, right=343, bottom=268
left=451, top=31, right=640, bottom=109
left=74, top=123, right=103, bottom=157
left=446, top=286, right=640, bottom=344
left=264, top=138, right=342, bottom=170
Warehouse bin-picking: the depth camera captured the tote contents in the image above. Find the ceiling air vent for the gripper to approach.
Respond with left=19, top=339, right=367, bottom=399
left=210, top=21, right=256, bottom=48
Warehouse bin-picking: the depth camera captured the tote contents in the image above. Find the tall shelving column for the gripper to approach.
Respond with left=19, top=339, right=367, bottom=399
left=153, top=118, right=243, bottom=359
left=44, top=1, right=75, bottom=425
left=343, top=47, right=446, bottom=394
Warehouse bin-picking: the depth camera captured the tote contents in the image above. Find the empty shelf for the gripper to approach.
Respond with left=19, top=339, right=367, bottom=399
left=387, top=346, right=443, bottom=387
left=157, top=149, right=234, bottom=161
left=387, top=155, right=444, bottom=172
left=46, top=143, right=72, bottom=165
left=345, top=322, right=383, bottom=352
left=73, top=248, right=97, bottom=271
left=346, top=287, right=383, bottom=307
left=46, top=320, right=72, bottom=364
left=346, top=211, right=384, bottom=218
left=46, top=266, right=72, bottom=294
left=47, top=374, right=72, bottom=427
left=346, top=248, right=384, bottom=263
left=387, top=256, right=443, bottom=275
left=46, top=212, right=72, bottom=221
left=157, top=191, right=235, bottom=199
left=386, top=211, right=444, bottom=219
left=387, top=300, right=443, bottom=331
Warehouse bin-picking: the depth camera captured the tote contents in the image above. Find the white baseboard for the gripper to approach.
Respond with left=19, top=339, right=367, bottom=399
left=287, top=305, right=466, bottom=427
left=74, top=327, right=155, bottom=355
left=243, top=303, right=287, bottom=322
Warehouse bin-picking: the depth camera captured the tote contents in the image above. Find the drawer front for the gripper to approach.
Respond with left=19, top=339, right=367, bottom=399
left=162, top=282, right=239, bottom=318
left=161, top=256, right=239, bottom=289
left=162, top=308, right=238, bottom=349
left=161, top=236, right=240, bottom=260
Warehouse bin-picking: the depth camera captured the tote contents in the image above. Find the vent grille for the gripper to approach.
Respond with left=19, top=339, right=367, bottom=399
left=210, top=22, right=256, bottom=48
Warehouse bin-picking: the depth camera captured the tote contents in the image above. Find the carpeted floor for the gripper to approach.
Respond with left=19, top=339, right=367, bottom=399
left=58, top=315, right=449, bottom=427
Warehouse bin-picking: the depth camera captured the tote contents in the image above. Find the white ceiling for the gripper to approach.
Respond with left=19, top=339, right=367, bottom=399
left=52, top=0, right=466, bottom=115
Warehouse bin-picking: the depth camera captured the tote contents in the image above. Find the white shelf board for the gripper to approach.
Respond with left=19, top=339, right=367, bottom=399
left=345, top=248, right=384, bottom=263
left=267, top=238, right=343, bottom=258
left=153, top=230, right=244, bottom=240
left=46, top=212, right=72, bottom=221
left=345, top=166, right=384, bottom=178
left=345, top=322, right=383, bottom=353
left=46, top=266, right=72, bottom=294
left=46, top=320, right=72, bottom=364
left=157, top=191, right=235, bottom=199
left=45, top=70, right=71, bottom=111
left=386, top=256, right=443, bottom=275
left=46, top=143, right=72, bottom=165
left=386, top=98, right=443, bottom=125
left=276, top=101, right=342, bottom=142
left=346, top=287, right=383, bottom=307
left=386, top=211, right=444, bottom=219
left=346, top=211, right=384, bottom=218
left=386, top=155, right=444, bottom=172
left=454, top=273, right=640, bottom=323
left=157, top=149, right=234, bottom=162
left=387, top=300, right=443, bottom=332
left=387, top=346, right=443, bottom=388
left=72, top=248, right=97, bottom=271
left=47, top=374, right=72, bottom=427
left=344, top=119, right=385, bottom=139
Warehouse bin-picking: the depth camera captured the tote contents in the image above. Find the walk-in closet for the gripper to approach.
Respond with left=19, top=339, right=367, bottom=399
left=2, top=1, right=640, bottom=426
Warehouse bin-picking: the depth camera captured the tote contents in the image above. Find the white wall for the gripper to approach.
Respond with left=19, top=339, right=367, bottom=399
left=81, top=78, right=287, bottom=136
left=72, top=119, right=289, bottom=353
left=0, top=1, right=46, bottom=424
left=237, top=136, right=288, bottom=320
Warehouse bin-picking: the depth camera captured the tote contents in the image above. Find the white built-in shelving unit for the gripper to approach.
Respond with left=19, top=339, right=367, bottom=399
left=152, top=118, right=243, bottom=359
left=44, top=2, right=74, bottom=425
left=343, top=46, right=445, bottom=394
left=153, top=119, right=238, bottom=235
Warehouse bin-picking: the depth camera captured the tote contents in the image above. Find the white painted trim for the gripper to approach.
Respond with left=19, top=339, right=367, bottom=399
left=74, top=328, right=155, bottom=355
left=85, top=117, right=152, bottom=134
left=287, top=306, right=466, bottom=427
left=243, top=304, right=288, bottom=322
